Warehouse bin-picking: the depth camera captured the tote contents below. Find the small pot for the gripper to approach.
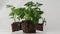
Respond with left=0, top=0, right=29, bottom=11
left=36, top=23, right=43, bottom=31
left=11, top=22, right=22, bottom=32
left=22, top=20, right=36, bottom=33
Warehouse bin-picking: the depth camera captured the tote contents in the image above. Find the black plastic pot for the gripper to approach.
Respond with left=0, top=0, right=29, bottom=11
left=11, top=22, right=22, bottom=32
left=36, top=23, right=43, bottom=31
left=22, top=20, right=36, bottom=33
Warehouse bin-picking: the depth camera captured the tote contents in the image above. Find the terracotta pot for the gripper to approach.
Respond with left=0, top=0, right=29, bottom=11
left=22, top=20, right=36, bottom=33
left=11, top=22, right=22, bottom=32
left=36, top=23, right=43, bottom=31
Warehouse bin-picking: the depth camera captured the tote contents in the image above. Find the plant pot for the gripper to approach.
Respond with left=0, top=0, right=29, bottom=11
left=11, top=22, right=22, bottom=32
left=22, top=20, right=36, bottom=33
left=36, top=23, right=43, bottom=31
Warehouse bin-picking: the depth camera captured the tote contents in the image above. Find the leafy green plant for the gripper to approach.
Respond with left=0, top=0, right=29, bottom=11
left=7, top=1, right=46, bottom=25
left=42, top=18, right=46, bottom=25
left=7, top=5, right=16, bottom=22
left=7, top=5, right=26, bottom=22
left=16, top=8, right=25, bottom=21
left=24, top=1, right=44, bottom=25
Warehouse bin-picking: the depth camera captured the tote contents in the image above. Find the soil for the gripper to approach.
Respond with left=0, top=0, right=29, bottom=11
left=11, top=21, right=43, bottom=32
left=11, top=22, right=22, bottom=32
left=36, top=23, right=43, bottom=31
left=22, top=20, right=36, bottom=33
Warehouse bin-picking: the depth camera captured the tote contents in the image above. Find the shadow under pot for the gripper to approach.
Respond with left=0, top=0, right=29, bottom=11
left=36, top=23, right=43, bottom=31
left=11, top=22, right=22, bottom=32
left=22, top=20, right=36, bottom=33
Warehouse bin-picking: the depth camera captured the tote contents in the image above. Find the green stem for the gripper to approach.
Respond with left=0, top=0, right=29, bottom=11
left=14, top=15, right=16, bottom=22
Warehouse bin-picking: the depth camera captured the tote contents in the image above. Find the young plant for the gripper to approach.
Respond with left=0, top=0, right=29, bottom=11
left=16, top=8, right=25, bottom=21
left=7, top=1, right=46, bottom=25
left=33, top=2, right=43, bottom=25
left=24, top=1, right=35, bottom=20
left=7, top=5, right=25, bottom=22
left=7, top=5, right=16, bottom=22
left=42, top=18, right=46, bottom=25
left=24, top=1, right=44, bottom=25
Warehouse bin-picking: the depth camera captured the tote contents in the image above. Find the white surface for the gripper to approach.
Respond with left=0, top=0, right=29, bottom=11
left=0, top=0, right=60, bottom=34
left=0, top=30, right=60, bottom=34
left=0, top=30, right=46, bottom=34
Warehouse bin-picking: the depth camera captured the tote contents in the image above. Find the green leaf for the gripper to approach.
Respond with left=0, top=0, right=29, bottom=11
left=36, top=2, right=43, bottom=6
left=24, top=1, right=35, bottom=7
left=7, top=5, right=15, bottom=8
left=7, top=5, right=13, bottom=8
left=9, top=12, right=14, bottom=16
left=10, top=17, right=14, bottom=18
left=17, top=17, right=20, bottom=21
left=40, top=11, right=43, bottom=14
left=34, top=2, right=43, bottom=7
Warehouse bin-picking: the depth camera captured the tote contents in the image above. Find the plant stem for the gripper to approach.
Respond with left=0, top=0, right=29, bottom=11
left=14, top=14, right=16, bottom=22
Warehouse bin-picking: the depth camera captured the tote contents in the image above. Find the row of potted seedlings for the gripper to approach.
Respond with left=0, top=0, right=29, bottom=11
left=7, top=1, right=46, bottom=33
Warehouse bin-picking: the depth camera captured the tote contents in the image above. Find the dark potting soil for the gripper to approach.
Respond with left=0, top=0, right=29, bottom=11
left=36, top=23, right=43, bottom=31
left=22, top=20, right=36, bottom=33
left=11, top=22, right=22, bottom=32
left=11, top=21, right=43, bottom=32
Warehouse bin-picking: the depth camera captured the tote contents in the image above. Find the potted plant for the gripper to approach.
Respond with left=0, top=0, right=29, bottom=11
left=15, top=8, right=26, bottom=30
left=21, top=1, right=44, bottom=33
left=36, top=18, right=46, bottom=31
left=7, top=1, right=46, bottom=33
left=32, top=2, right=46, bottom=31
left=7, top=5, right=22, bottom=32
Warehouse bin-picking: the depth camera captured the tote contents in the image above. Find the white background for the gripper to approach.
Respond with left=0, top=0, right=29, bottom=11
left=0, top=0, right=60, bottom=34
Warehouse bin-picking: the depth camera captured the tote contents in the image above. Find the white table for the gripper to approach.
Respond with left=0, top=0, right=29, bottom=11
left=0, top=30, right=60, bottom=34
